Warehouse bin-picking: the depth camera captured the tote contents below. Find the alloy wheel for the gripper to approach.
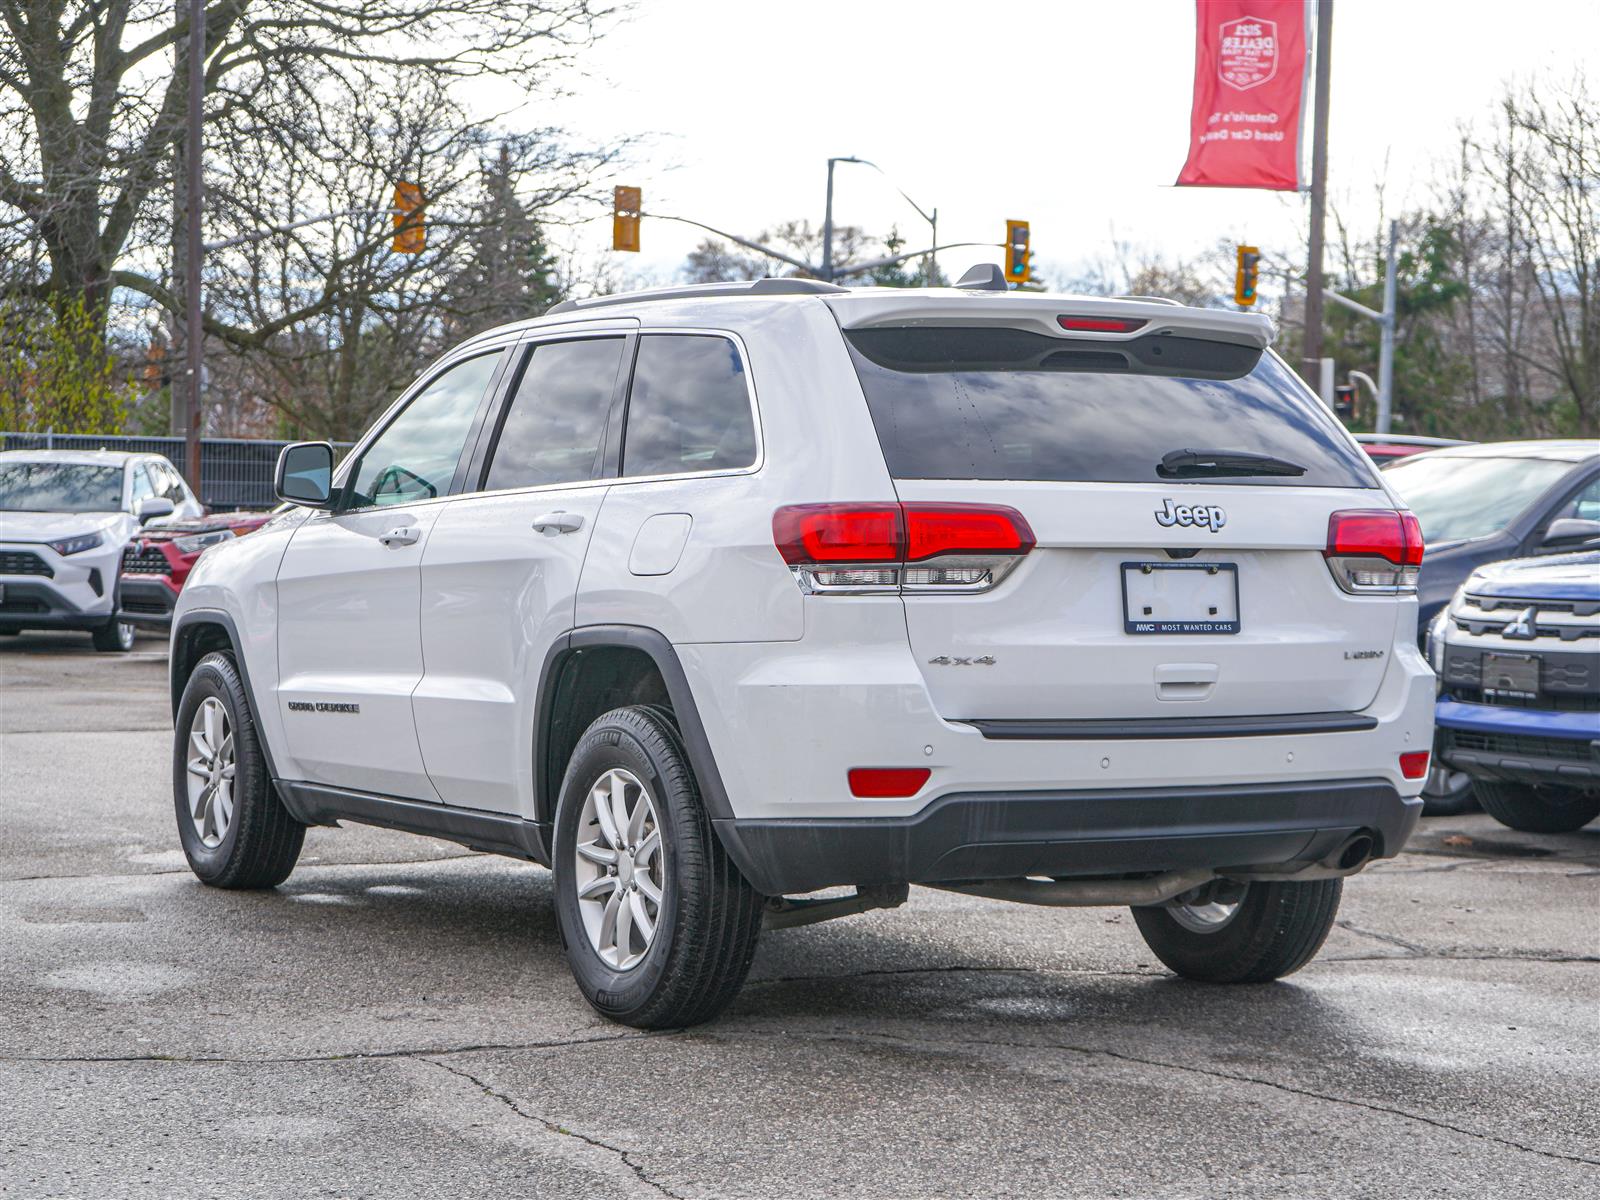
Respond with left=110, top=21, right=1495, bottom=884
left=185, top=697, right=236, bottom=847
left=573, top=768, right=666, bottom=970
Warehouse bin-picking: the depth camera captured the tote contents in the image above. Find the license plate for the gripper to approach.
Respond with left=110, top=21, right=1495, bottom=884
left=1122, top=562, right=1239, bottom=635
left=1482, top=651, right=1540, bottom=698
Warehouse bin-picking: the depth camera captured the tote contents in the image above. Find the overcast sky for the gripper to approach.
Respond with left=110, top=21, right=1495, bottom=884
left=517, top=0, right=1599, bottom=290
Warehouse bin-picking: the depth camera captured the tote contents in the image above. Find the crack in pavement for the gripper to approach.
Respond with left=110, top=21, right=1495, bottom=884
left=424, top=1056, right=684, bottom=1199
left=737, top=1026, right=1600, bottom=1170
left=1333, top=919, right=1599, bottom=963
left=0, top=1030, right=649, bottom=1067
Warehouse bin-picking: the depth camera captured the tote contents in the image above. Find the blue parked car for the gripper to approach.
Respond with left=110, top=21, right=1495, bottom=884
left=1427, top=551, right=1600, bottom=832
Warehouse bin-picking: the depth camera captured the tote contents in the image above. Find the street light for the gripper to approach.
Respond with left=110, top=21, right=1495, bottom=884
left=822, top=157, right=938, bottom=283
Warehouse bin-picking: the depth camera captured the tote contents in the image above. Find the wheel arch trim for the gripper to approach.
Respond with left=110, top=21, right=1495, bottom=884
left=170, top=607, right=283, bottom=781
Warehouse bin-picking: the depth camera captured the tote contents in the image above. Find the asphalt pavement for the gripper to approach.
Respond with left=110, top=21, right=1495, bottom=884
left=2, top=629, right=1596, bottom=1198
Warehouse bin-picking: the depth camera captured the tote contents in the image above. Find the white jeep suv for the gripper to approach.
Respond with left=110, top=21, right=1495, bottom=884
left=169, top=275, right=1435, bottom=1028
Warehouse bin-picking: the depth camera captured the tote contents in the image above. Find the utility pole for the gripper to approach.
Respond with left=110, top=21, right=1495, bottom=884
left=1302, top=0, right=1333, bottom=386
left=182, top=0, right=205, bottom=489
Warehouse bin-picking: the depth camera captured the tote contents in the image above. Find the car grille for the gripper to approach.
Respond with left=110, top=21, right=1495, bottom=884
left=1453, top=592, right=1600, bottom=642
left=0, top=596, right=46, bottom=614
left=122, top=544, right=171, bottom=574
left=122, top=596, right=171, bottom=615
left=1440, top=728, right=1596, bottom=764
left=0, top=550, right=53, bottom=578
left=1449, top=686, right=1600, bottom=713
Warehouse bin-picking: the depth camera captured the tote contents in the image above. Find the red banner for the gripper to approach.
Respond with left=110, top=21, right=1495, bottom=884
left=1177, top=0, right=1311, bottom=191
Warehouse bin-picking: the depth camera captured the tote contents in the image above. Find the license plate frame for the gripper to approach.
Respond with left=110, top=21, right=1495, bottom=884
left=1121, top=561, right=1240, bottom=635
left=1482, top=651, right=1540, bottom=699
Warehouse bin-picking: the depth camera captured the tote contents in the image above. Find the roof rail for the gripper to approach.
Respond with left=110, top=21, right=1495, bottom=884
left=546, top=277, right=848, bottom=316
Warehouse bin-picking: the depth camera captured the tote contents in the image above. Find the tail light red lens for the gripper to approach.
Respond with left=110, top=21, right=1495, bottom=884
left=848, top=767, right=931, bottom=798
left=773, top=502, right=1034, bottom=594
left=1399, top=750, right=1431, bottom=780
left=1323, top=509, right=1425, bottom=594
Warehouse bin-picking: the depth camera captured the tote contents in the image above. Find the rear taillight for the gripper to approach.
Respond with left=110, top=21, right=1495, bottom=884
left=773, top=502, right=1034, bottom=594
left=1323, top=509, right=1424, bottom=595
left=848, top=767, right=931, bottom=798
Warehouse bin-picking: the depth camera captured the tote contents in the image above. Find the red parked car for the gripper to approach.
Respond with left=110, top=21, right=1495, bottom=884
left=1354, top=433, right=1473, bottom=467
left=119, top=510, right=273, bottom=628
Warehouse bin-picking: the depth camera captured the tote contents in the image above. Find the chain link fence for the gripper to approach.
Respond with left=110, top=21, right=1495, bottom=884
left=1, top=432, right=352, bottom=511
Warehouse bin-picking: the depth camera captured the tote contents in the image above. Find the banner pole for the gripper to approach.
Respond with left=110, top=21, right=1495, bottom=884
left=1302, top=0, right=1334, bottom=382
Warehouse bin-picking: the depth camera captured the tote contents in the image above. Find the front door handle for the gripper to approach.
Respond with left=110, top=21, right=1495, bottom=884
left=378, top=526, right=421, bottom=547
left=532, top=511, right=585, bottom=535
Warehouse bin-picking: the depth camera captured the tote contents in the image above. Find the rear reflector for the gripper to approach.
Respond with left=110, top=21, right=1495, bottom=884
left=774, top=502, right=1034, bottom=594
left=1323, top=509, right=1425, bottom=594
left=1057, top=316, right=1148, bottom=333
left=1399, top=750, right=1430, bottom=780
left=848, top=767, right=931, bottom=798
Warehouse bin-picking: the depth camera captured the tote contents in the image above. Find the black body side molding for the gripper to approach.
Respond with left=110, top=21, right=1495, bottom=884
left=964, top=711, right=1380, bottom=740
left=276, top=782, right=550, bottom=865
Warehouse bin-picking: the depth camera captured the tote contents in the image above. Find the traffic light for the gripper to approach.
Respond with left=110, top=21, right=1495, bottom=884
left=1234, top=244, right=1260, bottom=306
left=392, top=181, right=424, bottom=254
left=613, top=186, right=641, bottom=253
left=1005, top=220, right=1030, bottom=283
left=1334, top=383, right=1357, bottom=422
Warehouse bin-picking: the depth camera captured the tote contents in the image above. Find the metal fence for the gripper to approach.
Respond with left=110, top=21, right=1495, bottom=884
left=1, top=431, right=352, bottom=511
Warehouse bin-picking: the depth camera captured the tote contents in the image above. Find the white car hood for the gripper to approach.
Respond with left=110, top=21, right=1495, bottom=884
left=0, top=510, right=125, bottom=543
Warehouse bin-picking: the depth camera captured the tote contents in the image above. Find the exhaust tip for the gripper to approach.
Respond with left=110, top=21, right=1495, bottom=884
left=1336, top=833, right=1376, bottom=872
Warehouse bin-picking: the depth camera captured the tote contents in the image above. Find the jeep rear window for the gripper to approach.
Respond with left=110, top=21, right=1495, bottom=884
left=844, top=327, right=1377, bottom=487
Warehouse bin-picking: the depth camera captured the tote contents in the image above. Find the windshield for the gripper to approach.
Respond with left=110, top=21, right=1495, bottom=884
left=1384, top=454, right=1574, bottom=543
left=0, top=462, right=124, bottom=513
left=844, top=328, right=1377, bottom=488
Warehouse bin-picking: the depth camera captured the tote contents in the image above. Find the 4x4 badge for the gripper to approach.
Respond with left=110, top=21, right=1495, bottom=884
left=1501, top=606, right=1538, bottom=640
left=1154, top=498, right=1226, bottom=533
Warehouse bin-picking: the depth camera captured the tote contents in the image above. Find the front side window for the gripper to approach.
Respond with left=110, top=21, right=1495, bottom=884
left=347, top=353, right=500, bottom=508
left=621, top=334, right=757, bottom=478
left=153, top=460, right=187, bottom=503
left=129, top=465, right=155, bottom=506
left=485, top=338, right=624, bottom=491
left=1554, top=477, right=1600, bottom=523
left=0, top=462, right=124, bottom=513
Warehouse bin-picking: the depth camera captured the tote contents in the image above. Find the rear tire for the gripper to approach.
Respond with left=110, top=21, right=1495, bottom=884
left=1132, top=878, right=1342, bottom=983
left=173, top=651, right=304, bottom=888
left=91, top=616, right=135, bottom=652
left=553, top=705, right=763, bottom=1029
left=1474, top=780, right=1600, bottom=834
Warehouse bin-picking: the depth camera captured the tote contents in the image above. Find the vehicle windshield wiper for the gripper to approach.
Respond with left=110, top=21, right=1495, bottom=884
left=1158, top=448, right=1308, bottom=478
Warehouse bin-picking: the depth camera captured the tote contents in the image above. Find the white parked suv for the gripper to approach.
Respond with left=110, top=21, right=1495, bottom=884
left=168, top=274, right=1435, bottom=1027
left=1, top=449, right=201, bottom=650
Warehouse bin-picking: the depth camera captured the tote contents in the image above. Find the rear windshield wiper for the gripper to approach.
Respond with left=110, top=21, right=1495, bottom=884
left=1158, top=448, right=1307, bottom=478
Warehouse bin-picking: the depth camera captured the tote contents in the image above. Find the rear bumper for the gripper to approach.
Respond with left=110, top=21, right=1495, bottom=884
left=716, top=778, right=1419, bottom=895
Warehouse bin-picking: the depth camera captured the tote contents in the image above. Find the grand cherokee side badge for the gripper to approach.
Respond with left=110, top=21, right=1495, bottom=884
left=1155, top=498, right=1226, bottom=532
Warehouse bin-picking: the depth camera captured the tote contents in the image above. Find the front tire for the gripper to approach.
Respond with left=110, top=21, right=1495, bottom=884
left=173, top=651, right=304, bottom=887
left=1474, top=780, right=1600, bottom=834
left=92, top=616, right=135, bottom=652
left=1132, top=878, right=1342, bottom=983
left=553, top=705, right=763, bottom=1029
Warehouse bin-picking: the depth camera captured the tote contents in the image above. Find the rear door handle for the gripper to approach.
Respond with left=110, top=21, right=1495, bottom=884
left=532, top=512, right=584, bottom=535
left=378, top=526, right=421, bottom=547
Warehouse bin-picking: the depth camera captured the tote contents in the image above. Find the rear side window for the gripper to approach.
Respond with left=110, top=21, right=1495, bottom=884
left=844, top=327, right=1376, bottom=488
left=485, top=338, right=624, bottom=490
left=621, top=334, right=757, bottom=478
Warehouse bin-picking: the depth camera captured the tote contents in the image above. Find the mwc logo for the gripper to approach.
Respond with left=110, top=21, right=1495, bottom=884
left=1218, top=16, right=1279, bottom=90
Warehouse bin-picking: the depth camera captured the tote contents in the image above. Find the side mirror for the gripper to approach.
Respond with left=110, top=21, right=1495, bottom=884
left=1540, top=517, right=1600, bottom=549
left=137, top=496, right=175, bottom=524
left=275, top=441, right=336, bottom=508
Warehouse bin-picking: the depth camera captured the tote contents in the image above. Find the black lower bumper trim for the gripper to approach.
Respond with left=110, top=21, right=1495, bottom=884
left=0, top=580, right=108, bottom=631
left=118, top=577, right=177, bottom=627
left=276, top=781, right=549, bottom=865
left=714, top=778, right=1417, bottom=896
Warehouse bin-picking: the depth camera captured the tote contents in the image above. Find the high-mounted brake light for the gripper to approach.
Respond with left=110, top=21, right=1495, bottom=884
left=773, top=502, right=1034, bottom=595
left=1057, top=316, right=1148, bottom=333
left=1323, top=510, right=1425, bottom=594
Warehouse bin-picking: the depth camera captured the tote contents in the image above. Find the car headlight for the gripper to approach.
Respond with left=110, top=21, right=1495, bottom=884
left=47, top=531, right=104, bottom=556
left=171, top=528, right=237, bottom=554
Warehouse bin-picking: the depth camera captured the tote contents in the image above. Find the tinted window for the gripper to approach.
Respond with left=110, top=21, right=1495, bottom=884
left=349, top=353, right=499, bottom=507
left=844, top=328, right=1376, bottom=488
left=485, top=338, right=624, bottom=490
left=0, top=462, right=124, bottom=513
left=1385, top=454, right=1577, bottom=543
left=622, top=335, right=756, bottom=478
